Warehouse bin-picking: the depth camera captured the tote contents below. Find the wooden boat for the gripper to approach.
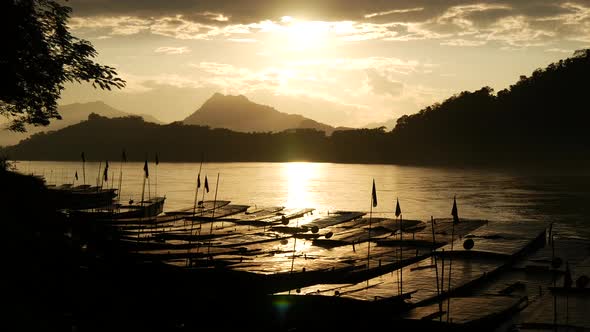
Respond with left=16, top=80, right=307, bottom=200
left=165, top=200, right=231, bottom=216
left=48, top=184, right=118, bottom=209
left=69, top=196, right=166, bottom=220
left=273, top=220, right=548, bottom=308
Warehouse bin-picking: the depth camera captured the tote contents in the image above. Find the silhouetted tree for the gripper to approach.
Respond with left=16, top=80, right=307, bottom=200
left=3, top=50, right=590, bottom=167
left=0, top=0, right=125, bottom=132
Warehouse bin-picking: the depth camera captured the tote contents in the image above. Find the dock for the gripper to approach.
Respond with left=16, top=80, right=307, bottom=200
left=58, top=188, right=590, bottom=332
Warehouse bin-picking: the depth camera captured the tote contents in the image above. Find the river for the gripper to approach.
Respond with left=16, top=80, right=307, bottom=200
left=14, top=160, right=590, bottom=239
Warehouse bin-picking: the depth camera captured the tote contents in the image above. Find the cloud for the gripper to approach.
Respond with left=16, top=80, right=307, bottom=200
left=154, top=46, right=191, bottom=55
left=436, top=4, right=512, bottom=32
left=69, top=16, right=151, bottom=35
left=66, top=1, right=589, bottom=24
left=364, top=7, right=424, bottom=19
left=228, top=38, right=258, bottom=43
left=66, top=1, right=590, bottom=49
left=545, top=47, right=573, bottom=53
left=441, top=39, right=486, bottom=46
left=366, top=69, right=404, bottom=96
left=285, top=57, right=427, bottom=79
left=485, top=15, right=556, bottom=47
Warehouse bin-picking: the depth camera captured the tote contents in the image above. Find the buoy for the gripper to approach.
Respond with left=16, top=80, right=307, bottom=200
left=463, top=239, right=474, bottom=250
left=576, top=275, right=590, bottom=288
left=551, top=257, right=563, bottom=269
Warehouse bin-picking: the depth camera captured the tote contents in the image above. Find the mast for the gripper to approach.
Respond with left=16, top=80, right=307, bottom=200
left=447, top=196, right=458, bottom=323
left=433, top=216, right=442, bottom=315
left=141, top=160, right=148, bottom=206
left=399, top=211, right=403, bottom=296
left=368, top=179, right=377, bottom=271
left=192, top=155, right=204, bottom=216
left=81, top=152, right=86, bottom=186
left=207, top=173, right=220, bottom=258
left=154, top=153, right=159, bottom=197
left=96, top=160, right=102, bottom=189
left=198, top=175, right=209, bottom=238
left=118, top=149, right=126, bottom=205
left=395, top=198, right=403, bottom=296
left=288, top=211, right=299, bottom=295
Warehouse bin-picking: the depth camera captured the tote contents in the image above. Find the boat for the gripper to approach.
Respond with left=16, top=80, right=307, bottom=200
left=68, top=196, right=166, bottom=220
left=165, top=200, right=230, bottom=216
left=47, top=184, right=118, bottom=209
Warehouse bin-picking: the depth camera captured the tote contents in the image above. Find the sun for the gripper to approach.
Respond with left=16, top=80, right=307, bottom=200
left=284, top=162, right=319, bottom=208
left=278, top=16, right=331, bottom=52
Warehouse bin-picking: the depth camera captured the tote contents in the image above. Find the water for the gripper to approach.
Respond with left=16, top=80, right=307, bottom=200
left=14, top=161, right=590, bottom=239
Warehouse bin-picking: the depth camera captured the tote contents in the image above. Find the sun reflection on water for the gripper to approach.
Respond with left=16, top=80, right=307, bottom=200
left=283, top=162, right=318, bottom=208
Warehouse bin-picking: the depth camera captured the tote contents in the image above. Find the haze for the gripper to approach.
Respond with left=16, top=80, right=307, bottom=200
left=58, top=0, right=590, bottom=127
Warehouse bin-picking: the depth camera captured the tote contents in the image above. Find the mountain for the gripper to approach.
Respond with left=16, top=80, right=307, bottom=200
left=390, top=48, right=590, bottom=166
left=183, top=93, right=336, bottom=134
left=0, top=101, right=162, bottom=147
left=5, top=50, right=590, bottom=168
left=363, top=118, right=398, bottom=131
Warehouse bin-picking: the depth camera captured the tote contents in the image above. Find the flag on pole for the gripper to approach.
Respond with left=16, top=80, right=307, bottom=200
left=81, top=152, right=85, bottom=163
left=371, top=179, right=377, bottom=207
left=143, top=160, right=149, bottom=178
left=204, top=175, right=209, bottom=193
left=155, top=153, right=159, bottom=165
left=75, top=171, right=78, bottom=180
left=122, top=149, right=127, bottom=162
left=451, top=195, right=459, bottom=223
left=395, top=198, right=401, bottom=217
left=197, top=173, right=201, bottom=188
left=103, top=160, right=109, bottom=182
left=564, top=261, right=573, bottom=288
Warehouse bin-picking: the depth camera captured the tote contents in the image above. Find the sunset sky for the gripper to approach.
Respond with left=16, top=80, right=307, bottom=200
left=58, top=0, right=590, bottom=127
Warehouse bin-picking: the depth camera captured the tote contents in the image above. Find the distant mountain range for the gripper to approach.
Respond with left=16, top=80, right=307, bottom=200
left=363, top=118, right=398, bottom=131
left=183, top=93, right=345, bottom=134
left=0, top=94, right=367, bottom=147
left=4, top=49, right=590, bottom=168
left=0, top=101, right=161, bottom=147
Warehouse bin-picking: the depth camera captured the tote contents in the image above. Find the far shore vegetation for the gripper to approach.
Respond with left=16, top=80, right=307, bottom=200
left=3, top=49, right=590, bottom=168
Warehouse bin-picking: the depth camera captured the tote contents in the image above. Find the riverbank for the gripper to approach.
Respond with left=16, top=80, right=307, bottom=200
left=5, top=167, right=590, bottom=331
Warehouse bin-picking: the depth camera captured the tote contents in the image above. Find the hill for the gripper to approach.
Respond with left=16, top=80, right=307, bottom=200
left=391, top=49, right=590, bottom=165
left=1, top=114, right=329, bottom=162
left=0, top=101, right=162, bottom=147
left=183, top=93, right=337, bottom=134
left=4, top=50, right=590, bottom=168
left=363, top=118, right=398, bottom=131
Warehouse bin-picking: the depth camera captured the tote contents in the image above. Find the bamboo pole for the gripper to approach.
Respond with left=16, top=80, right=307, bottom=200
left=288, top=216, right=299, bottom=295
left=367, top=180, right=375, bottom=271
left=117, top=151, right=125, bottom=205
left=206, top=173, right=220, bottom=258
left=198, top=176, right=208, bottom=236
left=96, top=161, right=102, bottom=189
left=155, top=154, right=158, bottom=197
left=187, top=157, right=204, bottom=266
left=193, top=155, right=204, bottom=217
left=440, top=249, right=445, bottom=322
left=400, top=213, right=403, bottom=296
left=447, top=214, right=457, bottom=323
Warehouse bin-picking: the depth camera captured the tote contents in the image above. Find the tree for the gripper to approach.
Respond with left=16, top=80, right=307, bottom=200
left=0, top=0, right=125, bottom=132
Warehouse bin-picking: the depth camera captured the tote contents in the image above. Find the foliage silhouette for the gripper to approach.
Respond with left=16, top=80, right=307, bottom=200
left=3, top=50, right=590, bottom=168
left=0, top=0, right=125, bottom=132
